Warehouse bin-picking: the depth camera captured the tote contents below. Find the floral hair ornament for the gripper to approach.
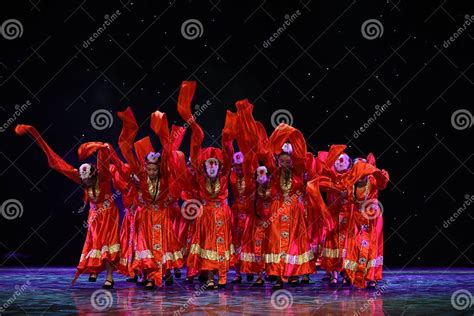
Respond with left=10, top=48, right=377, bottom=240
left=79, top=163, right=96, bottom=180
left=233, top=152, right=244, bottom=164
left=145, top=152, right=161, bottom=165
left=256, top=166, right=269, bottom=185
left=281, top=142, right=293, bottom=155
left=334, top=153, right=351, bottom=173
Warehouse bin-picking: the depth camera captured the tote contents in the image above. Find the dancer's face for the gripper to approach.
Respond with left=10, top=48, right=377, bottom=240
left=278, top=153, right=292, bottom=169
left=146, top=163, right=159, bottom=180
left=205, top=159, right=219, bottom=179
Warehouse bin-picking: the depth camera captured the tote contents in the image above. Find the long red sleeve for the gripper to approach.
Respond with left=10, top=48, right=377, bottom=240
left=117, top=107, right=140, bottom=173
left=15, top=124, right=81, bottom=184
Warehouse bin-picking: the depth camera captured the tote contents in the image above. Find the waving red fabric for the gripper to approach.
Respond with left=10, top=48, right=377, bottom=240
left=15, top=124, right=81, bottom=184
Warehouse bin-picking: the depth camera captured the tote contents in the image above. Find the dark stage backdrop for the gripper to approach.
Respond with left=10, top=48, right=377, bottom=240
left=0, top=0, right=472, bottom=268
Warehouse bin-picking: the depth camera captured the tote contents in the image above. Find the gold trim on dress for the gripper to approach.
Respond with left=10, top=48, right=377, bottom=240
left=205, top=177, right=221, bottom=198
left=322, top=247, right=346, bottom=259
left=162, top=250, right=184, bottom=263
left=263, top=250, right=314, bottom=265
left=280, top=170, right=292, bottom=195
left=189, top=243, right=235, bottom=261
left=80, top=243, right=120, bottom=261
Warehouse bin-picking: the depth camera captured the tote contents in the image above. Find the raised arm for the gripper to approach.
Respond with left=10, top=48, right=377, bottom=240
left=15, top=124, right=81, bottom=184
left=117, top=107, right=140, bottom=174
left=78, top=142, right=111, bottom=181
left=176, top=81, right=203, bottom=170
left=150, top=110, right=171, bottom=179
left=221, top=110, right=237, bottom=176
left=268, top=123, right=307, bottom=175
left=235, top=99, right=259, bottom=177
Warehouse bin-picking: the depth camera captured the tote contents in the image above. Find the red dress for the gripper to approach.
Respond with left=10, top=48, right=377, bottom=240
left=177, top=81, right=237, bottom=284
left=311, top=145, right=352, bottom=272
left=259, top=124, right=315, bottom=277
left=15, top=125, right=120, bottom=284
left=239, top=184, right=271, bottom=274
left=229, top=170, right=255, bottom=260
left=117, top=108, right=185, bottom=286
left=343, top=157, right=389, bottom=288
left=110, top=162, right=139, bottom=277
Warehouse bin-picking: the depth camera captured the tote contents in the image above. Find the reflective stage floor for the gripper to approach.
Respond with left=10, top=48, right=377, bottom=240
left=0, top=267, right=472, bottom=315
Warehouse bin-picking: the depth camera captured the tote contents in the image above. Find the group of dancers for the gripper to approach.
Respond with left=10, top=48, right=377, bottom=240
left=15, top=81, right=389, bottom=291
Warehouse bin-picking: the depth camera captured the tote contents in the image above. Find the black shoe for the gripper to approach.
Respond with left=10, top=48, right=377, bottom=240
left=198, top=273, right=208, bottom=283
left=102, top=279, right=114, bottom=289
left=266, top=275, right=277, bottom=282
left=165, top=274, right=174, bottom=286
left=144, top=280, right=155, bottom=290
left=301, top=278, right=310, bottom=285
left=218, top=283, right=226, bottom=289
left=246, top=274, right=254, bottom=282
left=367, top=281, right=377, bottom=290
left=126, top=275, right=138, bottom=283
left=231, top=275, right=242, bottom=284
left=272, top=281, right=283, bottom=291
left=289, top=278, right=299, bottom=287
left=174, top=268, right=182, bottom=279
left=184, top=277, right=194, bottom=284
left=342, top=278, right=350, bottom=287
left=205, top=280, right=218, bottom=290
left=251, top=278, right=265, bottom=287
left=137, top=279, right=147, bottom=286
left=88, top=274, right=97, bottom=282
left=321, top=276, right=331, bottom=282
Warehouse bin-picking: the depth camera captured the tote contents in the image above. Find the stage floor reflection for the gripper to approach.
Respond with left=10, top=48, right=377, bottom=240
left=0, top=267, right=472, bottom=315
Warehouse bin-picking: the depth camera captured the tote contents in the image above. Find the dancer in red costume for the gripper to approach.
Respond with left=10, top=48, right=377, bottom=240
left=306, top=147, right=389, bottom=288
left=15, top=125, right=120, bottom=289
left=108, top=148, right=140, bottom=282
left=305, top=145, right=351, bottom=285
left=116, top=107, right=184, bottom=290
left=256, top=123, right=315, bottom=290
left=343, top=154, right=388, bottom=288
left=229, top=100, right=267, bottom=285
left=177, top=81, right=237, bottom=289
